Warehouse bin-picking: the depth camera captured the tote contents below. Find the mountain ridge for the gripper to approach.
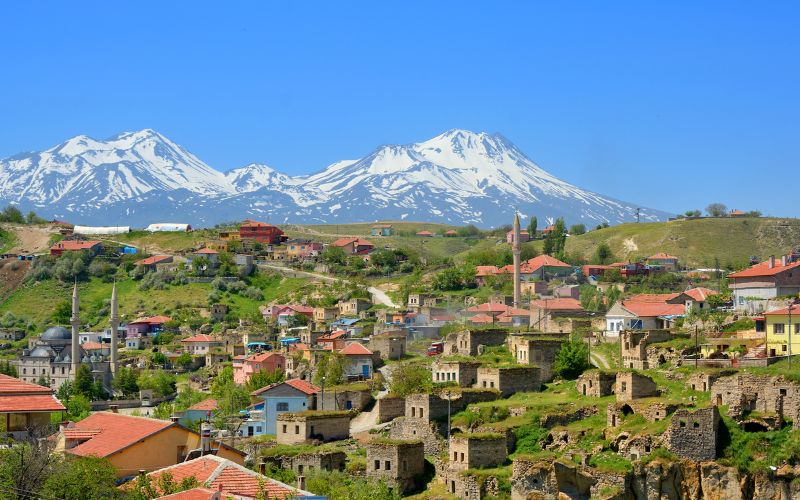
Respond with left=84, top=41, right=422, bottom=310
left=0, top=128, right=669, bottom=227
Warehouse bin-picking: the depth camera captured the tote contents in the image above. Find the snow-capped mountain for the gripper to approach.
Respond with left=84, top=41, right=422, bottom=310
left=0, top=128, right=668, bottom=227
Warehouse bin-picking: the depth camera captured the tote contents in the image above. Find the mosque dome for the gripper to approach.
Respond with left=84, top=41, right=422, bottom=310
left=62, top=355, right=71, bottom=363
left=30, top=346, right=55, bottom=358
left=81, top=355, right=90, bottom=363
left=41, top=326, right=71, bottom=341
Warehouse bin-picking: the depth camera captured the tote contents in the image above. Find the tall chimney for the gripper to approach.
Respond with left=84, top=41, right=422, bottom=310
left=769, top=255, right=776, bottom=269
left=782, top=255, right=788, bottom=267
left=200, top=422, right=212, bottom=453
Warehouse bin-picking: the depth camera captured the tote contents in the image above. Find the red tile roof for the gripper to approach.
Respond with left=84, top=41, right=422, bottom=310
left=764, top=305, right=800, bottom=316
left=0, top=394, right=65, bottom=413
left=156, top=487, right=218, bottom=500
left=51, top=240, right=102, bottom=251
left=522, top=255, right=572, bottom=271
left=0, top=374, right=56, bottom=394
left=476, top=265, right=500, bottom=277
left=81, top=341, right=104, bottom=350
left=319, top=330, right=347, bottom=341
left=621, top=301, right=685, bottom=317
left=240, top=220, right=277, bottom=229
left=339, top=343, right=373, bottom=356
left=130, top=315, right=172, bottom=325
left=181, top=334, right=219, bottom=343
left=467, top=302, right=512, bottom=314
left=649, top=252, right=678, bottom=260
left=728, top=259, right=800, bottom=278
left=470, top=313, right=496, bottom=323
left=143, top=455, right=306, bottom=499
left=251, top=378, right=319, bottom=397
left=681, top=287, right=718, bottom=302
left=188, top=399, right=219, bottom=411
left=331, top=237, right=374, bottom=248
left=530, top=298, right=584, bottom=311
left=66, top=413, right=173, bottom=457
left=416, top=231, right=434, bottom=236
left=445, top=230, right=458, bottom=235
left=194, top=248, right=219, bottom=255
left=135, top=255, right=173, bottom=266
left=246, top=352, right=283, bottom=364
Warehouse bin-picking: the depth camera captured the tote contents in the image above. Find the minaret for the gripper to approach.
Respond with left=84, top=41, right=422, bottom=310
left=70, top=282, right=80, bottom=380
left=512, top=212, right=522, bottom=308
left=109, top=282, right=119, bottom=375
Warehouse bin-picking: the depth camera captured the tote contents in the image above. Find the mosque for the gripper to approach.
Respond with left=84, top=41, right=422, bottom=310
left=16, top=283, right=120, bottom=392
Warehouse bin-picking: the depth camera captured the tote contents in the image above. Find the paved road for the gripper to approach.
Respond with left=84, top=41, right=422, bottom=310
left=257, top=263, right=398, bottom=308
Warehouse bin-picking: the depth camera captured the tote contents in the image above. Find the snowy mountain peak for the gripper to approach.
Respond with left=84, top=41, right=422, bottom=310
left=0, top=128, right=668, bottom=227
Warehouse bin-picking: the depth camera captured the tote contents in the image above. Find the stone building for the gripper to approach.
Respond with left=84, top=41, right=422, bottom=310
left=709, top=373, right=800, bottom=424
left=262, top=450, right=346, bottom=475
left=319, top=387, right=373, bottom=412
left=577, top=370, right=616, bottom=397
left=664, top=407, right=719, bottom=460
left=607, top=401, right=679, bottom=428
left=687, top=370, right=736, bottom=392
left=476, top=367, right=541, bottom=397
left=615, top=372, right=658, bottom=402
left=405, top=391, right=499, bottom=422
left=449, top=432, right=507, bottom=471
left=210, top=304, right=228, bottom=322
left=444, top=329, right=508, bottom=357
left=432, top=360, right=482, bottom=387
left=509, top=336, right=564, bottom=382
left=366, top=439, right=425, bottom=494
left=369, top=332, right=407, bottom=360
left=619, top=329, right=672, bottom=369
left=275, top=411, right=351, bottom=444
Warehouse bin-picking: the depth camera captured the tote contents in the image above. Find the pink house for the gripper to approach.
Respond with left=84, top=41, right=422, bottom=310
left=233, top=352, right=286, bottom=385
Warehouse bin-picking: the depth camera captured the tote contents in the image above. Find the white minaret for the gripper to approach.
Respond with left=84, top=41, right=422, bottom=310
left=109, top=282, right=119, bottom=375
left=512, top=212, right=522, bottom=308
left=70, top=282, right=80, bottom=380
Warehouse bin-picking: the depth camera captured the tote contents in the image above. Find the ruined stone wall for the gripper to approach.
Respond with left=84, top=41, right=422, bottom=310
left=476, top=367, right=541, bottom=397
left=539, top=406, right=599, bottom=428
left=377, top=396, right=406, bottom=423
left=405, top=393, right=453, bottom=421
left=449, top=434, right=507, bottom=470
left=664, top=407, right=719, bottom=461
left=321, top=389, right=373, bottom=412
left=577, top=371, right=616, bottom=397
left=432, top=361, right=480, bottom=387
left=615, top=372, right=658, bottom=402
left=366, top=441, right=425, bottom=494
left=388, top=417, right=445, bottom=455
left=710, top=373, right=800, bottom=424
left=620, top=330, right=672, bottom=370
left=267, top=451, right=347, bottom=474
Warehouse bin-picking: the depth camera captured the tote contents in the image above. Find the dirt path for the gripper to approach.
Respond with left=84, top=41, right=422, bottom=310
left=6, top=225, right=55, bottom=254
left=590, top=351, right=611, bottom=369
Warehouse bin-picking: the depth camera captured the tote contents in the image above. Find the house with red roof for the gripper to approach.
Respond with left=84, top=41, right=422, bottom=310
left=728, top=255, right=800, bottom=309
left=126, top=315, right=173, bottom=339
left=179, top=398, right=219, bottom=427
left=239, top=219, right=285, bottom=244
left=605, top=293, right=685, bottom=336
left=233, top=351, right=285, bottom=385
left=416, top=230, right=434, bottom=237
left=131, top=454, right=312, bottom=499
left=134, top=255, right=175, bottom=272
left=647, top=252, right=679, bottom=270
left=506, top=229, right=530, bottom=244
left=475, top=265, right=501, bottom=286
left=189, top=248, right=220, bottom=267
left=0, top=374, right=65, bottom=440
left=444, top=229, right=458, bottom=237
left=582, top=264, right=615, bottom=279
left=60, top=412, right=244, bottom=476
left=247, top=378, right=319, bottom=436
left=50, top=240, right=102, bottom=257
left=317, top=330, right=348, bottom=351
left=520, top=255, right=573, bottom=279
left=276, top=304, right=315, bottom=327
left=529, top=298, right=587, bottom=332
left=181, top=334, right=223, bottom=355
left=331, top=237, right=374, bottom=256
left=667, top=287, right=719, bottom=313
left=339, top=342, right=374, bottom=379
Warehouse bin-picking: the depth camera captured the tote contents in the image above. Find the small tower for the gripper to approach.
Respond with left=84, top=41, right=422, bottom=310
left=70, top=283, right=80, bottom=380
left=512, top=212, right=522, bottom=308
left=109, top=282, right=119, bottom=375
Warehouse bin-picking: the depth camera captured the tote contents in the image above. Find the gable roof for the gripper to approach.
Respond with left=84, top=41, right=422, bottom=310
left=130, top=315, right=172, bottom=325
left=681, top=287, right=719, bottom=302
left=156, top=487, right=218, bottom=500
left=331, top=237, right=374, bottom=248
left=240, top=219, right=278, bottom=229
left=764, top=306, right=800, bottom=316
left=135, top=255, right=173, bottom=266
left=66, top=413, right=175, bottom=457
left=648, top=252, right=678, bottom=260
left=0, top=374, right=65, bottom=413
left=51, top=240, right=102, bottom=251
left=522, top=255, right=572, bottom=271
left=617, top=294, right=685, bottom=318
left=475, top=265, right=500, bottom=277
left=81, top=341, right=104, bottom=350
left=531, top=298, right=584, bottom=312
left=467, top=302, right=512, bottom=314
left=187, top=398, right=219, bottom=411
left=246, top=352, right=283, bottom=364
left=251, top=378, right=320, bottom=397
left=181, top=334, right=219, bottom=343
left=470, top=313, right=496, bottom=323
left=340, top=342, right=373, bottom=356
left=194, top=248, right=219, bottom=255
left=728, top=259, right=800, bottom=278
left=141, top=455, right=308, bottom=499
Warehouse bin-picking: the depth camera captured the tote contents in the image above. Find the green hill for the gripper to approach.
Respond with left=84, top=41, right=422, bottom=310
left=538, top=217, right=800, bottom=269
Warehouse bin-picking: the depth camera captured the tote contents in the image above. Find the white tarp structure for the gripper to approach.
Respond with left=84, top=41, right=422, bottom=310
left=146, top=223, right=192, bottom=232
left=73, top=225, right=131, bottom=235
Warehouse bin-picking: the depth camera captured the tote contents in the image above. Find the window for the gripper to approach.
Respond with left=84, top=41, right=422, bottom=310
left=295, top=425, right=300, bottom=434
left=621, top=382, right=627, bottom=392
left=419, top=408, right=424, bottom=418
left=679, top=420, right=686, bottom=428
left=402, top=460, right=407, bottom=472
left=453, top=451, right=458, bottom=461
left=282, top=424, right=287, bottom=433
left=277, top=402, right=289, bottom=411
left=693, top=422, right=700, bottom=428
left=177, top=445, right=187, bottom=463
left=411, top=407, right=416, bottom=417
left=775, top=323, right=785, bottom=334
left=374, top=460, right=380, bottom=470
left=385, top=461, right=391, bottom=471
left=781, top=388, right=788, bottom=396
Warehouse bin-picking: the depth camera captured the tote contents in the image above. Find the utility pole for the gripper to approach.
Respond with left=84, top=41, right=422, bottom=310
left=636, top=208, right=641, bottom=223
left=789, top=304, right=795, bottom=369
left=695, top=325, right=699, bottom=368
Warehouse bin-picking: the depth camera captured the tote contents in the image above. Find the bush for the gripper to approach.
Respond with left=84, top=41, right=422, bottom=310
left=242, top=286, right=264, bottom=300
left=553, top=338, right=590, bottom=380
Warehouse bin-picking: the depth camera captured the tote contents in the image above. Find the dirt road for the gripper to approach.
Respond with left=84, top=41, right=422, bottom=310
left=6, top=225, right=55, bottom=254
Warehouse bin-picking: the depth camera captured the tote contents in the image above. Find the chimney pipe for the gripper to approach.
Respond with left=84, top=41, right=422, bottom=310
left=259, top=461, right=266, bottom=475
left=783, top=255, right=788, bottom=267
left=138, top=469, right=146, bottom=478
left=110, top=405, right=119, bottom=413
left=201, top=422, right=212, bottom=453
left=170, top=416, right=179, bottom=423
left=769, top=256, right=776, bottom=269
left=297, top=475, right=306, bottom=491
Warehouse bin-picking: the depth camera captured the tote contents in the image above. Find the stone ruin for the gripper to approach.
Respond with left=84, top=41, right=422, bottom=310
left=365, top=439, right=425, bottom=494
left=577, top=370, right=616, bottom=397
left=664, top=407, right=720, bottom=461
left=615, top=371, right=659, bottom=402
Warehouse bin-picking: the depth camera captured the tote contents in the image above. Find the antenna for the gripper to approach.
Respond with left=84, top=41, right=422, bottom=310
left=636, top=208, right=641, bottom=223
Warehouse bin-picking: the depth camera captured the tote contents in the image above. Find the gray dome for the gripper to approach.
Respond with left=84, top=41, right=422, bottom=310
left=30, top=346, right=55, bottom=358
left=90, top=355, right=98, bottom=363
left=41, top=326, right=71, bottom=341
left=62, top=355, right=71, bottom=363
left=81, top=355, right=90, bottom=363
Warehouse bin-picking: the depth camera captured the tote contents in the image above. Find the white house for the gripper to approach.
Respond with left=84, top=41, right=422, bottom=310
left=339, top=342, right=374, bottom=379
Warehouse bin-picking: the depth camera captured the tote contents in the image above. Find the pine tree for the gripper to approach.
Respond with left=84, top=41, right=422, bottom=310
left=528, top=216, right=537, bottom=237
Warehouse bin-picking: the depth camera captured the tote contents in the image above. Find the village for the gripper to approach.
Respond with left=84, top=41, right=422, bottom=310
left=3, top=210, right=800, bottom=499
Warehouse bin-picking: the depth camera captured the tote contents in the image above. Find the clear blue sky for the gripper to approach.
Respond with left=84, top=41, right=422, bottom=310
left=1, top=2, right=798, bottom=216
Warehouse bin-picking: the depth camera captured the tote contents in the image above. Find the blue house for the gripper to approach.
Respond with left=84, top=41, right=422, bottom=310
left=248, top=379, right=319, bottom=436
left=179, top=398, right=218, bottom=427
left=370, top=224, right=394, bottom=236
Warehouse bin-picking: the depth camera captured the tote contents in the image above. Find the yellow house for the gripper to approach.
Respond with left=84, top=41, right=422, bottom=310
left=764, top=306, right=800, bottom=358
left=60, top=412, right=244, bottom=477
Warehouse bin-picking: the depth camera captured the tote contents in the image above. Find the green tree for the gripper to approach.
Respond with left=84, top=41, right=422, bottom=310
left=321, top=246, right=347, bottom=266
left=65, top=394, right=91, bottom=421
left=112, top=366, right=140, bottom=397
left=175, top=352, right=194, bottom=369
left=528, top=216, right=538, bottom=237
left=246, top=368, right=285, bottom=393
left=0, top=205, right=25, bottom=223
left=211, top=366, right=250, bottom=417
left=553, top=337, right=590, bottom=380
left=0, top=359, right=17, bottom=377
left=151, top=352, right=168, bottom=368
left=388, top=361, right=432, bottom=397
left=73, top=364, right=95, bottom=399
left=706, top=203, right=727, bottom=217
left=313, top=351, right=346, bottom=387
left=137, top=370, right=177, bottom=398
left=569, top=224, right=586, bottom=235
left=52, top=300, right=72, bottom=325
left=595, top=243, right=615, bottom=265
left=40, top=456, right=119, bottom=499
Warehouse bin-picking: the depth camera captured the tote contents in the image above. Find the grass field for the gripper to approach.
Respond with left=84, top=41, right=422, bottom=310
left=0, top=228, right=16, bottom=253
left=529, top=217, right=800, bottom=268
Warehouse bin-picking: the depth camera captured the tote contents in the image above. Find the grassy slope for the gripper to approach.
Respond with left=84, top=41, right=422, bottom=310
left=0, top=227, right=16, bottom=253
left=530, top=217, right=800, bottom=268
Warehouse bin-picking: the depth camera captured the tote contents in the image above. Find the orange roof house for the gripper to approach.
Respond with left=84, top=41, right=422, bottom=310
left=132, top=455, right=312, bottom=499
left=727, top=255, right=800, bottom=307
left=331, top=237, right=374, bottom=255
left=50, top=240, right=102, bottom=256
left=530, top=297, right=584, bottom=312
left=233, top=351, right=285, bottom=385
left=605, top=293, right=685, bottom=335
left=0, top=374, right=65, bottom=439
left=469, top=313, right=496, bottom=324
left=61, top=412, right=244, bottom=476
left=416, top=230, right=434, bottom=237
